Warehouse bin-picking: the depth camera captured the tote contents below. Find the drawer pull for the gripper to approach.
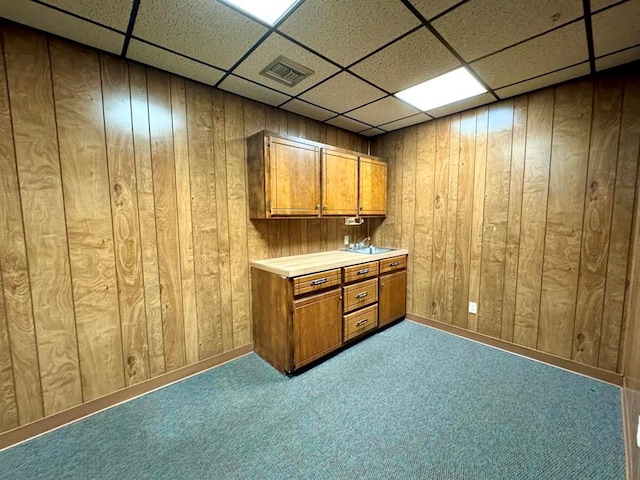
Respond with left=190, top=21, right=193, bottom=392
left=357, top=268, right=369, bottom=275
left=356, top=318, right=369, bottom=327
left=310, top=278, right=327, bottom=286
left=389, top=262, right=399, bottom=267
left=356, top=292, right=368, bottom=299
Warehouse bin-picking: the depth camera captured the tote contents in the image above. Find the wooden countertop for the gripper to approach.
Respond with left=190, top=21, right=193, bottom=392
left=251, top=249, right=409, bottom=277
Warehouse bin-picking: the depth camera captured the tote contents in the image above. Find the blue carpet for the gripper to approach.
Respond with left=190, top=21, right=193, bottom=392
left=0, top=321, right=624, bottom=479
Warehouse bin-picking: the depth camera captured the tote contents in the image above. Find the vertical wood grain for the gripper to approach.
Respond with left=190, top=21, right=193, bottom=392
left=0, top=34, right=43, bottom=424
left=186, top=81, right=223, bottom=360
left=602, top=74, right=640, bottom=372
left=573, top=75, right=623, bottom=365
left=513, top=89, right=554, bottom=348
left=452, top=111, right=476, bottom=328
left=171, top=76, right=199, bottom=366
left=50, top=39, right=125, bottom=400
left=147, top=68, right=186, bottom=371
left=538, top=80, right=593, bottom=357
left=3, top=27, right=82, bottom=415
left=468, top=106, right=489, bottom=331
left=0, top=269, right=18, bottom=430
left=401, top=126, right=417, bottom=313
left=129, top=63, right=165, bottom=377
left=444, top=115, right=460, bottom=324
left=100, top=54, right=149, bottom=386
left=224, top=93, right=251, bottom=347
left=500, top=97, right=527, bottom=342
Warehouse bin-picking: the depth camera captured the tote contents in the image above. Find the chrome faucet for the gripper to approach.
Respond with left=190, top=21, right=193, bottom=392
left=356, top=236, right=371, bottom=248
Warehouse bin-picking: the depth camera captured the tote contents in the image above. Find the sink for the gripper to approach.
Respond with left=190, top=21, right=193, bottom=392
left=348, top=246, right=396, bottom=255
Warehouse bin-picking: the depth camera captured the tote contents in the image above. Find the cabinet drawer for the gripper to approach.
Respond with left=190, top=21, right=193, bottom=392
left=379, top=255, right=406, bottom=274
left=343, top=278, right=378, bottom=313
left=293, top=269, right=341, bottom=296
left=343, top=261, right=379, bottom=283
left=343, top=304, right=378, bottom=342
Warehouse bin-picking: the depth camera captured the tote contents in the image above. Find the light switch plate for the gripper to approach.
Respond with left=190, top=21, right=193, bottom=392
left=469, top=302, right=478, bottom=315
left=344, top=235, right=349, bottom=245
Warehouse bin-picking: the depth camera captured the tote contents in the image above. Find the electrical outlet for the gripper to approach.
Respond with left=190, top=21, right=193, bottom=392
left=468, top=302, right=478, bottom=315
left=344, top=235, right=349, bottom=246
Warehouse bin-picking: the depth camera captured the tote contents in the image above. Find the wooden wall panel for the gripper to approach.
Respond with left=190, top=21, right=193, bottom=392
left=0, top=34, right=43, bottom=424
left=370, top=67, right=638, bottom=375
left=0, top=273, right=18, bottom=431
left=3, top=26, right=82, bottom=416
left=100, top=54, right=149, bottom=386
left=49, top=39, right=125, bottom=401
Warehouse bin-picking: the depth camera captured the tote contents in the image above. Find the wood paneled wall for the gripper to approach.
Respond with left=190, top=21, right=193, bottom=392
left=371, top=66, right=640, bottom=374
left=623, top=147, right=640, bottom=479
left=0, top=23, right=367, bottom=434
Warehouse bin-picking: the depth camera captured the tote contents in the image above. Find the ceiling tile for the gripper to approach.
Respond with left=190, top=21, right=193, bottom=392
left=326, top=116, right=371, bottom=133
left=299, top=72, right=386, bottom=113
left=40, top=0, right=132, bottom=31
left=127, top=40, right=225, bottom=87
left=408, top=0, right=463, bottom=20
left=433, top=0, right=583, bottom=61
left=348, top=97, right=420, bottom=126
left=133, top=0, right=267, bottom=70
left=349, top=27, right=460, bottom=93
left=278, top=0, right=420, bottom=67
left=471, top=22, right=588, bottom=89
left=590, top=0, right=622, bottom=13
left=219, top=75, right=291, bottom=107
left=495, top=63, right=590, bottom=98
left=426, top=92, right=494, bottom=118
left=233, top=32, right=340, bottom=96
left=379, top=113, right=432, bottom=131
left=280, top=99, right=336, bottom=122
left=360, top=128, right=386, bottom=137
left=596, top=46, right=640, bottom=71
left=592, top=0, right=640, bottom=57
left=0, top=0, right=124, bottom=54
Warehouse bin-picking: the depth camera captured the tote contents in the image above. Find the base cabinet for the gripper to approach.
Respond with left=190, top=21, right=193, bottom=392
left=293, top=289, right=342, bottom=369
left=379, top=270, right=407, bottom=327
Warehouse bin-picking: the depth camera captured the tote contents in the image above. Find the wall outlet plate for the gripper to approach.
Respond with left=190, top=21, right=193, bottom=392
left=469, top=302, right=478, bottom=315
left=344, top=235, right=349, bottom=245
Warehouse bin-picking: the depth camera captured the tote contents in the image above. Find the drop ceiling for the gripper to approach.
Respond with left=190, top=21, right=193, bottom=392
left=1, top=0, right=638, bottom=136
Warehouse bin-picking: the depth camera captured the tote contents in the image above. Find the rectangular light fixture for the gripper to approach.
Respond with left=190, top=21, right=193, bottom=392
left=221, top=0, right=300, bottom=25
left=395, top=67, right=487, bottom=112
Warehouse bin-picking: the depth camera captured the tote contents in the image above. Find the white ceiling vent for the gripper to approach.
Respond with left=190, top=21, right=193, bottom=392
left=260, top=55, right=315, bottom=87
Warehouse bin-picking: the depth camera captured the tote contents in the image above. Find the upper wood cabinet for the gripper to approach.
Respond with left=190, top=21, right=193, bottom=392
left=359, top=156, right=387, bottom=216
left=322, top=149, right=358, bottom=216
left=247, top=131, right=386, bottom=219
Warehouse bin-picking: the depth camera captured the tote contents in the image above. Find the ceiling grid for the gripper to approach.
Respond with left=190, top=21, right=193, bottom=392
left=0, top=0, right=637, bottom=136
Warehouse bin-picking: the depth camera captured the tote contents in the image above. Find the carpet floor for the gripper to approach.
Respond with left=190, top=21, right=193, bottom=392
left=0, top=320, right=624, bottom=479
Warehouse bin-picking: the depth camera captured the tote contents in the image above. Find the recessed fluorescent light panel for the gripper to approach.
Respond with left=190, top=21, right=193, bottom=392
left=221, top=0, right=300, bottom=25
left=395, top=67, right=487, bottom=112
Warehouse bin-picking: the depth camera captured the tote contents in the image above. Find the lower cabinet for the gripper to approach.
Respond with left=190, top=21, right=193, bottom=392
left=293, top=288, right=342, bottom=369
left=379, top=270, right=407, bottom=327
left=251, top=254, right=407, bottom=373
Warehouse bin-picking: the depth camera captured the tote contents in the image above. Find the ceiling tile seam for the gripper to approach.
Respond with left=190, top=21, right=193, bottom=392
left=224, top=72, right=294, bottom=99
left=428, top=0, right=471, bottom=22
left=213, top=0, right=307, bottom=89
left=337, top=91, right=435, bottom=122
left=596, top=42, right=640, bottom=60
left=592, top=0, right=631, bottom=15
left=343, top=25, right=424, bottom=70
left=582, top=0, right=596, bottom=74
left=496, top=60, right=590, bottom=91
left=120, top=0, right=140, bottom=57
left=275, top=70, right=343, bottom=108
left=377, top=112, right=431, bottom=127
left=399, top=0, right=500, bottom=101
left=30, top=0, right=126, bottom=34
left=467, top=16, right=585, bottom=65
left=278, top=97, right=342, bottom=117
left=127, top=37, right=226, bottom=74
left=273, top=31, right=344, bottom=70
left=324, top=112, right=377, bottom=130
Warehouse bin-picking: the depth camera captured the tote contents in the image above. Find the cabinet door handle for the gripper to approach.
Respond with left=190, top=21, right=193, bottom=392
left=356, top=318, right=368, bottom=327
left=357, top=268, right=369, bottom=275
left=310, top=278, right=327, bottom=286
left=389, top=262, right=399, bottom=267
left=356, top=291, right=368, bottom=299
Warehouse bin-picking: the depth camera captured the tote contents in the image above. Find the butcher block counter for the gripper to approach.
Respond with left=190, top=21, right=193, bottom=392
left=251, top=249, right=408, bottom=373
left=251, top=248, right=409, bottom=278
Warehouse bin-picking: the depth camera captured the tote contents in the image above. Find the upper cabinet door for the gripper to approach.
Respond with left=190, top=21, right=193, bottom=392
left=359, top=156, right=387, bottom=216
left=322, top=149, right=358, bottom=216
left=268, top=136, right=320, bottom=217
